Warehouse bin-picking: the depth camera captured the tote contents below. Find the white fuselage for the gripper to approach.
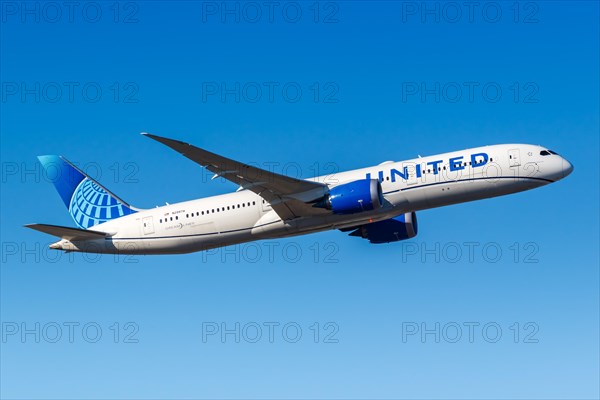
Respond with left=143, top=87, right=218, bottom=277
left=53, top=144, right=573, bottom=254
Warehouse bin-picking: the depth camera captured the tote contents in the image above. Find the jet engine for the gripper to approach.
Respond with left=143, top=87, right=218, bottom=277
left=315, top=179, right=383, bottom=214
left=349, top=212, right=418, bottom=243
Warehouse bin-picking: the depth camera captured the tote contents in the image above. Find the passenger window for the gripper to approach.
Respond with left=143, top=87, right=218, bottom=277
left=252, top=201, right=255, bottom=205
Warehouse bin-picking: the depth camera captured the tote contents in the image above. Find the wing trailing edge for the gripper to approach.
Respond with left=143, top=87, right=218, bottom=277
left=142, top=132, right=330, bottom=220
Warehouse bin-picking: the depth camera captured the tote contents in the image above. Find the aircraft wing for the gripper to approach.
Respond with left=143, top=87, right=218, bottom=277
left=25, top=223, right=108, bottom=241
left=142, top=133, right=330, bottom=220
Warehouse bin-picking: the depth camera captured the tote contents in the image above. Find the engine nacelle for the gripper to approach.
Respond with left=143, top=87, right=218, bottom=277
left=318, top=179, right=383, bottom=214
left=350, top=212, right=418, bottom=243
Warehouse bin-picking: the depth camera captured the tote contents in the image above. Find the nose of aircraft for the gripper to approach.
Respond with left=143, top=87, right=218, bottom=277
left=562, top=158, right=574, bottom=178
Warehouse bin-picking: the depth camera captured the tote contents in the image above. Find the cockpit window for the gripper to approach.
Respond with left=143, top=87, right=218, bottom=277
left=540, top=150, right=551, bottom=156
left=548, top=150, right=559, bottom=155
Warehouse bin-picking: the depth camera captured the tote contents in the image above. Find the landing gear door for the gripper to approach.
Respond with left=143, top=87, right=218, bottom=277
left=508, top=149, right=521, bottom=167
left=142, top=216, right=154, bottom=235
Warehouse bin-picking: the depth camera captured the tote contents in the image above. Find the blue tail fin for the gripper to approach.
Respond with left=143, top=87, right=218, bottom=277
left=37, top=155, right=138, bottom=229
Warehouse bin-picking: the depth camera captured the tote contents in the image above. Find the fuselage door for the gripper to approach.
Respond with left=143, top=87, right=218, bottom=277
left=403, top=162, right=418, bottom=186
left=508, top=148, right=521, bottom=167
left=142, top=216, right=155, bottom=235
left=261, top=199, right=272, bottom=213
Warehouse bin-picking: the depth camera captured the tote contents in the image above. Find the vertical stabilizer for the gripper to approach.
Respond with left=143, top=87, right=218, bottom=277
left=37, top=155, right=137, bottom=228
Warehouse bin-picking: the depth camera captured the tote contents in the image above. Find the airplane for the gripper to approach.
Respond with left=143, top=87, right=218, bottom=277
left=25, top=134, right=574, bottom=255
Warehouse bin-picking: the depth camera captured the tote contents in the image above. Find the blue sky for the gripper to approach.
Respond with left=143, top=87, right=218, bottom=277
left=1, top=1, right=598, bottom=399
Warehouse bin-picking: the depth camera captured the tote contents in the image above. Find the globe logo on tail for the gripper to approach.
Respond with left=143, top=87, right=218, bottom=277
left=68, top=179, right=135, bottom=228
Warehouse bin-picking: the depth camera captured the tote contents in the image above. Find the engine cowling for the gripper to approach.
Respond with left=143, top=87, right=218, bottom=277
left=318, top=179, right=383, bottom=214
left=350, top=212, right=418, bottom=243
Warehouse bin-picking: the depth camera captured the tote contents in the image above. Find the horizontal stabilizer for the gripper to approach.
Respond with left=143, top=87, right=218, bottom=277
left=25, top=223, right=108, bottom=241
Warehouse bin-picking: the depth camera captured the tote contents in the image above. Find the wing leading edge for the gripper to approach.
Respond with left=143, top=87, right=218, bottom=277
left=142, top=133, right=329, bottom=220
